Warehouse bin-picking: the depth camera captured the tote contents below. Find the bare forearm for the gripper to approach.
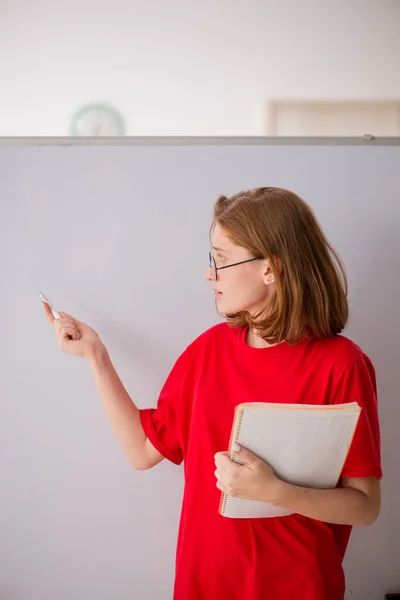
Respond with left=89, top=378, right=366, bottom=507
left=87, top=345, right=148, bottom=469
left=275, top=481, right=379, bottom=526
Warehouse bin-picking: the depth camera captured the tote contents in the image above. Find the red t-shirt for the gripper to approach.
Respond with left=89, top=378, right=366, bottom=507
left=140, top=323, right=382, bottom=600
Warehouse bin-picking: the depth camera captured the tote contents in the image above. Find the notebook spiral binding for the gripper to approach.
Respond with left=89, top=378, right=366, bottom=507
left=219, top=406, right=245, bottom=515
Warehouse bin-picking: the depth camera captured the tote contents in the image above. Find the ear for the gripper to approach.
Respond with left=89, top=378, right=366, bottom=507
left=261, top=259, right=275, bottom=286
left=261, top=256, right=281, bottom=286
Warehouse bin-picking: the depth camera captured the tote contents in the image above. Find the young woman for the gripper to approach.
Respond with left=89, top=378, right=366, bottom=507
left=43, top=187, right=382, bottom=600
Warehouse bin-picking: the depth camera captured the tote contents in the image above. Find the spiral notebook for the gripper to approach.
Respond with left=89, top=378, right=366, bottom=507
left=219, top=401, right=361, bottom=519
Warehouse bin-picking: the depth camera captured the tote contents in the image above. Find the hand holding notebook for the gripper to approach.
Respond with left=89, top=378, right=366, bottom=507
left=219, top=402, right=361, bottom=519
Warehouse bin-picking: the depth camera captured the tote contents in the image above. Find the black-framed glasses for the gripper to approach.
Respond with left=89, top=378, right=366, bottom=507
left=208, top=251, right=263, bottom=281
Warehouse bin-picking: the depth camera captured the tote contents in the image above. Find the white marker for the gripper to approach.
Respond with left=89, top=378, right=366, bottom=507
left=38, top=290, right=62, bottom=320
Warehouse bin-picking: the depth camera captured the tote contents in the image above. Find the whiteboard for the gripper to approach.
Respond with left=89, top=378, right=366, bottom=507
left=1, top=138, right=399, bottom=600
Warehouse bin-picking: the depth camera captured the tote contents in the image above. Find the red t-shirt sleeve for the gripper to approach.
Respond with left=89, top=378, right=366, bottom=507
left=337, top=356, right=382, bottom=479
left=139, top=350, right=188, bottom=466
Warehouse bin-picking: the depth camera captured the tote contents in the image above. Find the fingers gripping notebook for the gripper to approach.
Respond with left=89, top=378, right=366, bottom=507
left=219, top=402, right=361, bottom=519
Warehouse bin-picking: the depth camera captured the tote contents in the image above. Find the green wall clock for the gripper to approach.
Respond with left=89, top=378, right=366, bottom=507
left=70, top=103, right=125, bottom=136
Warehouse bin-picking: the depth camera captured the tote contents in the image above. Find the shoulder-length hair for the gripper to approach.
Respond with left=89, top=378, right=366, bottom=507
left=211, top=187, right=348, bottom=345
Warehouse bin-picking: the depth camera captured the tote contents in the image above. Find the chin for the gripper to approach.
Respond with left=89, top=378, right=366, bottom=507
left=215, top=298, right=246, bottom=316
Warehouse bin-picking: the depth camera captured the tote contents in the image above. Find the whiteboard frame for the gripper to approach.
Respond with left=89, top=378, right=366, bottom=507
left=0, top=136, right=399, bottom=146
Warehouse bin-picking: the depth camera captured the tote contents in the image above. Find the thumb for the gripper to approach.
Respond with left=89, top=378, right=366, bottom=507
left=233, top=444, right=261, bottom=467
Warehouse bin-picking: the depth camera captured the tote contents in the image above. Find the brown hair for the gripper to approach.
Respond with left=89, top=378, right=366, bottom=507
left=211, top=187, right=348, bottom=345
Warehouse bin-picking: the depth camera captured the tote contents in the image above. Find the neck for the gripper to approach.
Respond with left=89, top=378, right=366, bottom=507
left=246, top=327, right=278, bottom=349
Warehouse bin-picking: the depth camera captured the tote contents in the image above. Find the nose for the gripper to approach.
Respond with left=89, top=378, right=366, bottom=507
left=205, top=265, right=214, bottom=281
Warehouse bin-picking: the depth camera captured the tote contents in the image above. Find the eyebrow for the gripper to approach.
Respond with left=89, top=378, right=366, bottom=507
left=212, top=246, right=230, bottom=254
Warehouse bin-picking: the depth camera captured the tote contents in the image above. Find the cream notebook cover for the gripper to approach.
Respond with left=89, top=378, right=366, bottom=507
left=219, top=402, right=361, bottom=519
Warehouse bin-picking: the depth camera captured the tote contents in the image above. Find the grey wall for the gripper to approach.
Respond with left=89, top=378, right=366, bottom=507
left=1, top=139, right=399, bottom=599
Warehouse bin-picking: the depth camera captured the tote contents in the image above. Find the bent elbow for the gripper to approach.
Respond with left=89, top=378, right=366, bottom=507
left=359, top=503, right=381, bottom=527
left=130, top=458, right=153, bottom=470
left=367, top=507, right=381, bottom=526
left=128, top=438, right=165, bottom=470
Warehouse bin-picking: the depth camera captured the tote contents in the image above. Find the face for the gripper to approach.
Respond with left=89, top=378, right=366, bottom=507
left=205, top=224, right=275, bottom=316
